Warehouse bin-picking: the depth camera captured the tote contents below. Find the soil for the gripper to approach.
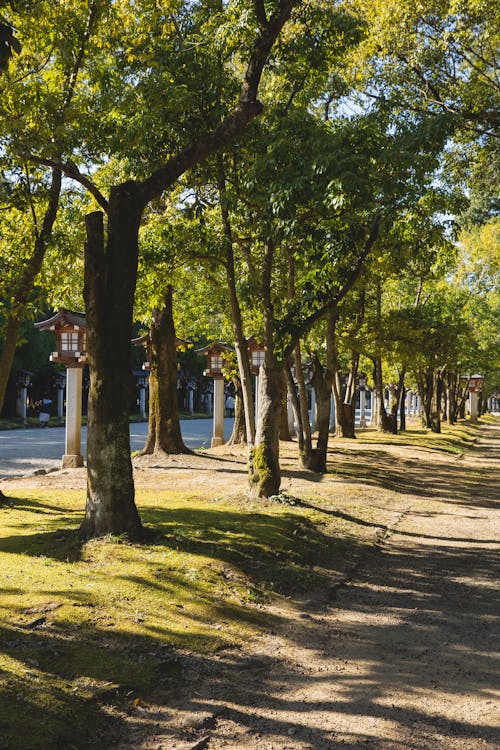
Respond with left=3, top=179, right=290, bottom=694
left=2, top=422, right=499, bottom=749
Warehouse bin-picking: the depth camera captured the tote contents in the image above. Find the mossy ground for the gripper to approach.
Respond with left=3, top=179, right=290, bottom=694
left=0, top=488, right=355, bottom=749
left=0, top=417, right=488, bottom=749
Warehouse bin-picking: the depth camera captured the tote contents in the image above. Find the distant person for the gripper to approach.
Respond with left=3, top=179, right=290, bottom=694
left=225, top=394, right=235, bottom=417
left=38, top=395, right=52, bottom=427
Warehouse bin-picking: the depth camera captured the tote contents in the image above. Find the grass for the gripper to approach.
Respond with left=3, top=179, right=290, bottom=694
left=0, top=487, right=357, bottom=750
left=345, top=418, right=482, bottom=454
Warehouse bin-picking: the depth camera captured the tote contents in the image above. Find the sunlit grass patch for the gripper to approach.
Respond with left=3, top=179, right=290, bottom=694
left=344, top=420, right=481, bottom=454
left=0, top=485, right=360, bottom=749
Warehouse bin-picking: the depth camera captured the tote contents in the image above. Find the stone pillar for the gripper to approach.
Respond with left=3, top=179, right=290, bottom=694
left=211, top=377, right=225, bottom=447
left=17, top=387, right=28, bottom=421
left=329, top=392, right=336, bottom=432
left=287, top=393, right=295, bottom=436
left=138, top=385, right=147, bottom=419
left=254, top=374, right=260, bottom=422
left=62, top=365, right=84, bottom=468
left=469, top=391, right=479, bottom=423
left=57, top=386, right=65, bottom=419
left=371, top=390, right=377, bottom=426
left=310, top=387, right=316, bottom=432
left=188, top=387, right=194, bottom=416
left=359, top=389, right=367, bottom=428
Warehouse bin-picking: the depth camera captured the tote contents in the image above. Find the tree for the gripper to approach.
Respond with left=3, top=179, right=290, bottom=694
left=55, top=0, right=295, bottom=539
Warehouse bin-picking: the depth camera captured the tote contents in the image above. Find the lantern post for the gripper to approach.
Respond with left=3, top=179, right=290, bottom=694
left=52, top=372, right=66, bottom=420
left=358, top=373, right=367, bottom=428
left=196, top=343, right=231, bottom=447
left=16, top=370, right=33, bottom=423
left=35, top=309, right=87, bottom=468
left=247, top=337, right=265, bottom=422
left=468, top=374, right=484, bottom=423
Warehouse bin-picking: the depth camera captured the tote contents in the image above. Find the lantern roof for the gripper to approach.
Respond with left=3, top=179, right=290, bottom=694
left=246, top=335, right=265, bottom=351
left=195, top=341, right=232, bottom=356
left=34, top=308, right=87, bottom=332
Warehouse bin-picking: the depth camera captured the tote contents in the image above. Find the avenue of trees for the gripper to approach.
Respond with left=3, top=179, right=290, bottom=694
left=0, top=1, right=498, bottom=538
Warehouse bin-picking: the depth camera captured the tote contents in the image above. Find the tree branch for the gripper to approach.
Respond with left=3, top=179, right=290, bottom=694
left=20, top=153, right=109, bottom=211
left=140, top=0, right=295, bottom=206
left=282, top=212, right=382, bottom=359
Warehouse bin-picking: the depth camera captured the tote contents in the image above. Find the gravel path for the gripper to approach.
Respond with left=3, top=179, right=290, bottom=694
left=120, top=423, right=499, bottom=750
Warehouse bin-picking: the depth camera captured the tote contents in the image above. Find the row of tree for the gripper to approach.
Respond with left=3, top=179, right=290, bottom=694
left=0, top=1, right=498, bottom=538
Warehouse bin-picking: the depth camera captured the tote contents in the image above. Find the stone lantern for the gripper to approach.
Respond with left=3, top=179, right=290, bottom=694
left=247, top=336, right=265, bottom=419
left=196, top=342, right=231, bottom=447
left=16, top=369, right=33, bottom=423
left=52, top=371, right=66, bottom=420
left=132, top=369, right=149, bottom=419
left=468, top=373, right=484, bottom=423
left=34, top=309, right=86, bottom=468
left=358, top=372, right=367, bottom=428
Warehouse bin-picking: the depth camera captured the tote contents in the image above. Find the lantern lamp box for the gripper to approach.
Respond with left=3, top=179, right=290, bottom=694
left=35, top=309, right=88, bottom=365
left=195, top=342, right=232, bottom=378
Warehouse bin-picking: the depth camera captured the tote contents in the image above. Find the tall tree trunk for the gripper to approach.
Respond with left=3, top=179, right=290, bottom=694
left=80, top=202, right=143, bottom=540
left=294, top=342, right=314, bottom=465
left=332, top=325, right=356, bottom=438
left=249, top=361, right=282, bottom=497
left=217, top=155, right=256, bottom=447
left=285, top=361, right=304, bottom=453
left=248, top=239, right=281, bottom=497
left=447, top=371, right=458, bottom=424
left=279, top=370, right=293, bottom=441
left=140, top=287, right=190, bottom=455
left=429, top=368, right=442, bottom=433
left=399, top=385, right=407, bottom=431
left=374, top=356, right=396, bottom=433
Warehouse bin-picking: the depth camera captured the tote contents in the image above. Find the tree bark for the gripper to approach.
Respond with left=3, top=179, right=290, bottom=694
left=217, top=155, right=255, bottom=446
left=248, top=238, right=282, bottom=497
left=140, top=287, right=190, bottom=455
left=430, top=368, right=442, bottom=433
left=294, top=342, right=314, bottom=465
left=80, top=203, right=144, bottom=540
left=331, top=318, right=357, bottom=439
left=248, top=361, right=283, bottom=497
left=279, top=370, right=293, bottom=441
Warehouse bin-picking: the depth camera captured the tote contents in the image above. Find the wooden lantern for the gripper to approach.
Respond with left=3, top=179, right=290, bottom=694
left=131, top=333, right=192, bottom=370
left=196, top=342, right=231, bottom=378
left=34, top=309, right=87, bottom=365
left=468, top=374, right=484, bottom=393
left=247, top=336, right=265, bottom=375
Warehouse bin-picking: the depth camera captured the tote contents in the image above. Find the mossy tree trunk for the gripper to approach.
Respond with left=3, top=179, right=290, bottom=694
left=249, top=360, right=283, bottom=497
left=81, top=203, right=144, bottom=541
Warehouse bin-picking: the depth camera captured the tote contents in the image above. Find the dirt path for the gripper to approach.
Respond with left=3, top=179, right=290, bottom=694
left=120, top=423, right=500, bottom=750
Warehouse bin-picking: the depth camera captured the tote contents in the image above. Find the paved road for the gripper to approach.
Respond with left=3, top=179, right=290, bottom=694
left=0, top=418, right=235, bottom=477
